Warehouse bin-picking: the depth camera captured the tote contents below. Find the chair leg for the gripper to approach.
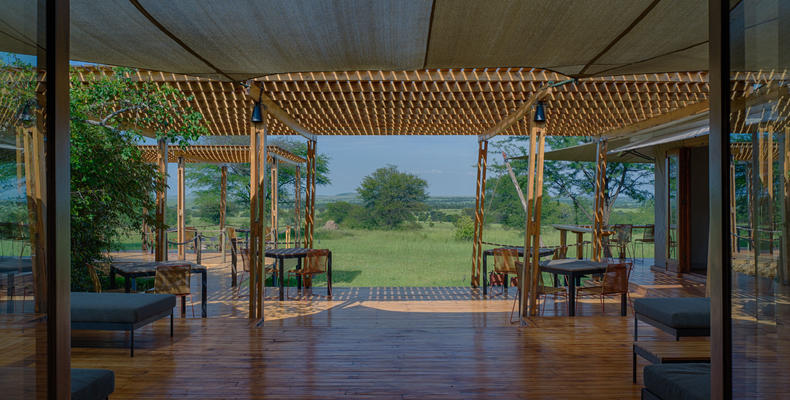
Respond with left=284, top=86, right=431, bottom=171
left=130, top=328, right=134, bottom=357
left=180, top=296, right=186, bottom=318
left=170, top=311, right=174, bottom=337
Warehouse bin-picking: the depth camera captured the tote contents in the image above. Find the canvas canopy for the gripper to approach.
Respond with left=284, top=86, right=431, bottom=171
left=0, top=0, right=729, bottom=80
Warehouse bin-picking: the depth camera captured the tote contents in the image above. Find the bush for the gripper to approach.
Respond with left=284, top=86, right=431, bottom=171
left=453, top=215, right=475, bottom=241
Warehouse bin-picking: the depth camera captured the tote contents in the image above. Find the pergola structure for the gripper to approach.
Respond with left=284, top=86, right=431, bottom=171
left=135, top=144, right=311, bottom=271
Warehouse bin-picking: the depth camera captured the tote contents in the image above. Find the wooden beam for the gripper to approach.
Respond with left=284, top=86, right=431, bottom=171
left=479, top=86, right=553, bottom=142
left=248, top=83, right=318, bottom=141
left=601, top=101, right=710, bottom=140
left=177, top=156, right=185, bottom=260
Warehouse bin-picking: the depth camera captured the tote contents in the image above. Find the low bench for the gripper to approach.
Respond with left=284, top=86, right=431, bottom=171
left=72, top=368, right=115, bottom=400
left=633, top=297, right=710, bottom=340
left=632, top=341, right=710, bottom=383
left=642, top=363, right=710, bottom=400
left=71, top=292, right=176, bottom=357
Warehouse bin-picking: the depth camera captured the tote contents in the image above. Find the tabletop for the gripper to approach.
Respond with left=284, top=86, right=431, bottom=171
left=0, top=257, right=33, bottom=274
left=264, top=247, right=318, bottom=258
left=483, top=247, right=555, bottom=258
left=539, top=258, right=607, bottom=274
left=111, top=260, right=206, bottom=274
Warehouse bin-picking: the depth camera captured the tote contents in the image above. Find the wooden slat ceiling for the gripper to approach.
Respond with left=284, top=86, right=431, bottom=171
left=136, top=144, right=306, bottom=164
left=73, top=67, right=787, bottom=138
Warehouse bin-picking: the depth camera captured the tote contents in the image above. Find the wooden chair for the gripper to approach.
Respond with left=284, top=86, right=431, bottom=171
left=233, top=238, right=278, bottom=299
left=608, top=224, right=633, bottom=261
left=634, top=225, right=655, bottom=261
left=491, top=248, right=519, bottom=295
left=154, top=264, right=194, bottom=318
left=575, top=262, right=633, bottom=315
left=287, top=249, right=329, bottom=298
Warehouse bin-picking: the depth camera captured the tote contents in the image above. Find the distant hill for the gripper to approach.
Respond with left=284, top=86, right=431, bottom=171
left=316, top=193, right=474, bottom=209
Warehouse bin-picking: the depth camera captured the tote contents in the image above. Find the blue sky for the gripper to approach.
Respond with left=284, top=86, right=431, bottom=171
left=163, top=135, right=508, bottom=198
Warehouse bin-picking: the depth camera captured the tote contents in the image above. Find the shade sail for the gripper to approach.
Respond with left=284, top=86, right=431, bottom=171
left=0, top=0, right=719, bottom=80
left=540, top=139, right=648, bottom=163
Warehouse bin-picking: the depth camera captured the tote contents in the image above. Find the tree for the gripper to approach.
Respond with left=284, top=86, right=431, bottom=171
left=185, top=137, right=330, bottom=224
left=68, top=67, right=208, bottom=289
left=3, top=62, right=208, bottom=290
left=357, top=165, right=428, bottom=229
left=494, top=136, right=653, bottom=226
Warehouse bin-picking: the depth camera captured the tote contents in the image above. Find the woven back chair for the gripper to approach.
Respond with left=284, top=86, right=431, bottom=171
left=287, top=249, right=330, bottom=298
left=576, top=262, right=633, bottom=315
left=493, top=248, right=519, bottom=275
left=155, top=264, right=194, bottom=317
left=635, top=225, right=655, bottom=261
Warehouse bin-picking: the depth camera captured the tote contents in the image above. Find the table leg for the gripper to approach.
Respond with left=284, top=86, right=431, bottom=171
left=576, top=233, right=584, bottom=259
left=201, top=270, right=207, bottom=318
left=7, top=272, right=15, bottom=313
left=296, top=257, right=302, bottom=291
left=482, top=253, right=487, bottom=296
left=568, top=273, right=576, bottom=317
left=621, top=292, right=627, bottom=316
left=109, top=267, right=116, bottom=289
left=504, top=274, right=509, bottom=290
left=124, top=276, right=131, bottom=293
left=327, top=253, right=332, bottom=297
left=279, top=258, right=285, bottom=301
left=560, top=230, right=568, bottom=258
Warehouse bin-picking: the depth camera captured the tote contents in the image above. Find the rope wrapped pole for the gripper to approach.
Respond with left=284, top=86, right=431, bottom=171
left=248, top=122, right=259, bottom=319
left=295, top=165, right=301, bottom=247
left=257, top=114, right=268, bottom=319
left=592, top=139, right=608, bottom=262
left=155, top=138, right=168, bottom=261
left=177, top=156, right=186, bottom=260
left=521, top=120, right=538, bottom=319
left=220, top=165, right=227, bottom=262
left=470, top=140, right=488, bottom=288
left=528, top=124, right=547, bottom=317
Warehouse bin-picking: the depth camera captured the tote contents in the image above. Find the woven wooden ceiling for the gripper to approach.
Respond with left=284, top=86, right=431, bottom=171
left=136, top=145, right=305, bottom=164
left=73, top=67, right=787, bottom=138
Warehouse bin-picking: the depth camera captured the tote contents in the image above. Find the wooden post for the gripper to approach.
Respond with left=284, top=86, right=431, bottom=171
left=471, top=140, right=488, bottom=288
left=155, top=138, right=168, bottom=261
left=220, top=165, right=227, bottom=262
left=258, top=116, right=268, bottom=319
left=528, top=124, right=547, bottom=317
left=310, top=141, right=317, bottom=248
left=521, top=119, right=538, bottom=318
left=23, top=123, right=47, bottom=313
left=295, top=165, right=301, bottom=247
left=304, top=142, right=312, bottom=248
left=782, top=128, right=790, bottom=284
left=729, top=161, right=737, bottom=252
left=304, top=140, right=317, bottom=248
left=177, top=156, right=185, bottom=260
left=271, top=159, right=279, bottom=248
left=592, top=139, right=607, bottom=262
left=249, top=124, right=259, bottom=319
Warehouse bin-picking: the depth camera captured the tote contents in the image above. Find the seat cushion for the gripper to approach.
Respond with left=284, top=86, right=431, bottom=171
left=71, top=292, right=176, bottom=324
left=643, top=363, right=710, bottom=400
left=634, top=297, right=710, bottom=329
left=71, top=368, right=115, bottom=400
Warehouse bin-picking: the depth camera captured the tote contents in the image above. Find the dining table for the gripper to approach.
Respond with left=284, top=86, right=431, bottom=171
left=551, top=224, right=615, bottom=259
left=264, top=247, right=332, bottom=300
left=109, top=260, right=208, bottom=318
left=0, top=257, right=33, bottom=313
left=539, top=258, right=626, bottom=317
left=482, top=247, right=555, bottom=295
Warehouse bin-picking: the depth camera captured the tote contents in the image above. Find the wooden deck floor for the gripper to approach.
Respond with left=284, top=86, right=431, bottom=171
left=66, top=251, right=716, bottom=399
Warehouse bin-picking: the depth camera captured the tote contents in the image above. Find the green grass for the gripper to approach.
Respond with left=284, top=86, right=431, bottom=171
left=112, top=220, right=655, bottom=287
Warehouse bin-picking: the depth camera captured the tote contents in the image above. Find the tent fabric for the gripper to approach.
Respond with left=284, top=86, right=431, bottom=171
left=1, top=0, right=716, bottom=81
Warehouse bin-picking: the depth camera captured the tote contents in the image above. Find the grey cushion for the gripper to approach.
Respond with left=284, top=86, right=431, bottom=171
left=643, top=363, right=710, bottom=400
left=634, top=297, right=710, bottom=329
left=71, top=292, right=176, bottom=324
left=71, top=368, right=115, bottom=400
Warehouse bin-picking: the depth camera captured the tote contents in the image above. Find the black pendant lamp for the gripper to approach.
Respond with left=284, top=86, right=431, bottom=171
left=251, top=87, right=263, bottom=123
left=534, top=101, right=546, bottom=123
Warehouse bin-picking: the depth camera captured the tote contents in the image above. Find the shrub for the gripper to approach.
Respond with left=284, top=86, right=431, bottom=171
left=453, top=215, right=475, bottom=241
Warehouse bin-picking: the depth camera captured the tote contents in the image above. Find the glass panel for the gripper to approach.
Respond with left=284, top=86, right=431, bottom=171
left=666, top=152, right=679, bottom=270
left=0, top=1, right=48, bottom=398
left=729, top=0, right=790, bottom=397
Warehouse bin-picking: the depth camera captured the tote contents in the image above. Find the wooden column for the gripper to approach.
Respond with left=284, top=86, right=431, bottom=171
left=258, top=116, right=268, bottom=319
left=155, top=138, right=168, bottom=261
left=310, top=141, right=317, bottom=248
left=270, top=159, right=279, bottom=248
left=782, top=128, right=790, bottom=284
left=23, top=122, right=46, bottom=313
left=527, top=121, right=547, bottom=317
left=248, top=124, right=259, bottom=319
left=294, top=165, right=301, bottom=248
left=304, top=140, right=317, bottom=248
left=220, top=165, right=227, bottom=262
left=471, top=140, right=488, bottom=288
left=303, top=142, right=312, bottom=248
left=521, top=117, right=538, bottom=318
left=729, top=161, right=737, bottom=252
left=177, top=156, right=185, bottom=260
left=591, top=139, right=607, bottom=262
left=677, top=148, right=691, bottom=272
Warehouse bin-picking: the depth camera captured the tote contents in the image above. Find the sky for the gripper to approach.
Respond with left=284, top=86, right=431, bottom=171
left=161, top=135, right=511, bottom=198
